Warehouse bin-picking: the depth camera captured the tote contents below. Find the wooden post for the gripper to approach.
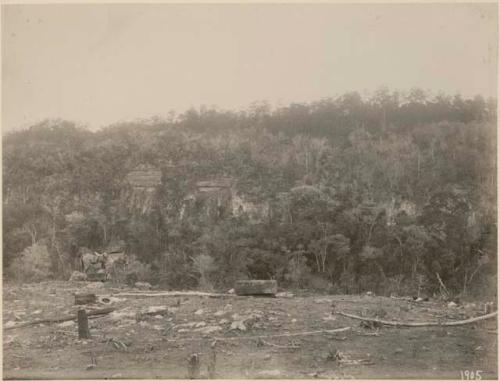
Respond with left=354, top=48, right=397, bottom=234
left=78, top=309, right=90, bottom=339
left=187, top=353, right=200, bottom=379
left=208, top=340, right=217, bottom=379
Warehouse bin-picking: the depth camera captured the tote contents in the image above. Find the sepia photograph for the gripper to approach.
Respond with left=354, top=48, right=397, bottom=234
left=2, top=2, right=498, bottom=380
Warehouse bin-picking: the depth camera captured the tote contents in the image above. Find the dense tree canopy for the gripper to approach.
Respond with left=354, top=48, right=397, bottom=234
left=3, top=89, right=496, bottom=297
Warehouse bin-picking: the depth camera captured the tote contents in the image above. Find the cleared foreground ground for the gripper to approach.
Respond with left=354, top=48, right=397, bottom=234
left=3, top=281, right=497, bottom=379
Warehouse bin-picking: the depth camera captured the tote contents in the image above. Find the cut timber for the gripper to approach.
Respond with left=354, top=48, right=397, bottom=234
left=235, top=280, right=277, bottom=296
left=75, top=293, right=96, bottom=305
left=338, top=311, right=497, bottom=327
left=4, top=307, right=115, bottom=330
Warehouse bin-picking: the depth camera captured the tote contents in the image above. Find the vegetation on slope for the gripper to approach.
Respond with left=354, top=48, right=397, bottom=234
left=3, top=88, right=497, bottom=297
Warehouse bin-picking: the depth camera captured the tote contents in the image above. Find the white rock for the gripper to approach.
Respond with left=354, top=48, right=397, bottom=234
left=322, top=315, right=336, bottom=322
left=109, top=309, right=135, bottom=321
left=86, top=282, right=104, bottom=289
left=58, top=320, right=76, bottom=327
left=4, top=320, right=18, bottom=328
left=257, top=369, right=282, bottom=378
left=145, top=306, right=167, bottom=314
left=194, top=309, right=204, bottom=315
left=196, top=325, right=222, bottom=334
left=276, top=292, right=294, bottom=298
left=230, top=320, right=247, bottom=331
left=135, top=282, right=152, bottom=290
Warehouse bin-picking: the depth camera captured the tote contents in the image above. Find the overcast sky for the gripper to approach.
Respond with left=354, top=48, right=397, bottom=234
left=2, top=3, right=498, bottom=131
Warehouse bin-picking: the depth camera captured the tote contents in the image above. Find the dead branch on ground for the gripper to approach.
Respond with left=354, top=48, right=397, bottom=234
left=166, top=326, right=352, bottom=343
left=113, top=291, right=233, bottom=298
left=338, top=311, right=497, bottom=327
left=258, top=339, right=300, bottom=349
left=5, top=307, right=115, bottom=330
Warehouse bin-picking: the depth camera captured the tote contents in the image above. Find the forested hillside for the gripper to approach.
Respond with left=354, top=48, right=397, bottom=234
left=3, top=89, right=497, bottom=297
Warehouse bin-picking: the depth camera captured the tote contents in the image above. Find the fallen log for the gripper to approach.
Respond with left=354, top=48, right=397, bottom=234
left=112, top=291, right=233, bottom=298
left=5, top=307, right=115, bottom=330
left=259, top=339, right=301, bottom=349
left=338, top=311, right=497, bottom=327
left=167, top=326, right=352, bottom=343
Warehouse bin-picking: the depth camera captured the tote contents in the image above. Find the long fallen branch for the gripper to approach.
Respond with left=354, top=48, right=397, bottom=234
left=338, top=311, right=497, bottom=327
left=113, top=291, right=233, bottom=298
left=259, top=339, right=300, bottom=349
left=5, top=307, right=115, bottom=330
left=166, top=326, right=351, bottom=343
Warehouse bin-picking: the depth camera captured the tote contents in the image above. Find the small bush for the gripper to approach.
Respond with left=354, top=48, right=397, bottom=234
left=7, top=244, right=53, bottom=282
left=333, top=270, right=357, bottom=294
left=106, top=255, right=152, bottom=285
left=284, top=254, right=312, bottom=288
left=127, top=257, right=153, bottom=282
left=192, top=254, right=217, bottom=291
left=125, top=272, right=139, bottom=287
left=107, top=257, right=128, bottom=284
left=155, top=252, right=198, bottom=290
left=307, top=274, right=332, bottom=292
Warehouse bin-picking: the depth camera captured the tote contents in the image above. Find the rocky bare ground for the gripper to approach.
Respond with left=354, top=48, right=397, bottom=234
left=3, top=281, right=497, bottom=379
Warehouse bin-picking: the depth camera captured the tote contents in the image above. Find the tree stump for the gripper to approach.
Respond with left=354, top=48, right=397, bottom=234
left=78, top=309, right=90, bottom=339
left=75, top=293, right=96, bottom=305
left=234, top=280, right=277, bottom=296
left=187, top=353, right=200, bottom=379
left=207, top=340, right=217, bottom=379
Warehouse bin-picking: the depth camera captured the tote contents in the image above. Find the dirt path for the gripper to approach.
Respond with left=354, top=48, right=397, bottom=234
left=3, top=282, right=497, bottom=379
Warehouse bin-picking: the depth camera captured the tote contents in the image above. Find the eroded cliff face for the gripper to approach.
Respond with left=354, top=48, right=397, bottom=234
left=231, top=193, right=270, bottom=223
left=181, top=178, right=270, bottom=223
left=124, top=168, right=271, bottom=223
left=124, top=164, right=162, bottom=214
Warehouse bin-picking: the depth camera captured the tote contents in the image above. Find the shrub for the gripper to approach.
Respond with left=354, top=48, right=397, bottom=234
left=335, top=270, right=356, bottom=294
left=192, top=254, right=217, bottom=290
left=106, top=255, right=153, bottom=285
left=284, top=254, right=312, bottom=288
left=307, top=274, right=332, bottom=292
left=7, top=244, right=53, bottom=282
left=127, top=257, right=153, bottom=282
left=107, top=257, right=128, bottom=284
left=154, top=252, right=198, bottom=290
